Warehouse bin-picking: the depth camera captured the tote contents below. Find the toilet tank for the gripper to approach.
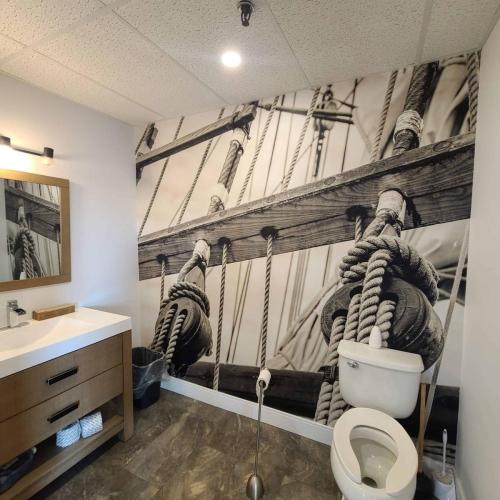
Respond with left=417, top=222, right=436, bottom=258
left=337, top=340, right=424, bottom=418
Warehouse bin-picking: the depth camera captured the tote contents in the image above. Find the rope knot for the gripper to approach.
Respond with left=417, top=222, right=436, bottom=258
left=393, top=110, right=423, bottom=144
left=339, top=234, right=438, bottom=304
left=168, top=281, right=210, bottom=317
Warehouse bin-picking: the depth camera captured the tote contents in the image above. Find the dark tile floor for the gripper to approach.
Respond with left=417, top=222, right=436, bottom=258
left=34, top=390, right=338, bottom=499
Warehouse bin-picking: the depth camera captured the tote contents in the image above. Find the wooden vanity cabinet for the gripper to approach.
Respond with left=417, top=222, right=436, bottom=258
left=0, top=330, right=133, bottom=499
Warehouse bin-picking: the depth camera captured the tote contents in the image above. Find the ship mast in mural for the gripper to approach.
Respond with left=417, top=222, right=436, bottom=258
left=136, top=52, right=476, bottom=421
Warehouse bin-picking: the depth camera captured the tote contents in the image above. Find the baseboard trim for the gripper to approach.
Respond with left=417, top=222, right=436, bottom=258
left=161, top=376, right=333, bottom=445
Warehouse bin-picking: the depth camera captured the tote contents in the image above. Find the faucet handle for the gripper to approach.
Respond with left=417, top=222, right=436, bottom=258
left=7, top=300, right=18, bottom=309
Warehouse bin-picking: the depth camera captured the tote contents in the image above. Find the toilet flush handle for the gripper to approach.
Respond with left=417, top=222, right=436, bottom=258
left=347, top=360, right=359, bottom=369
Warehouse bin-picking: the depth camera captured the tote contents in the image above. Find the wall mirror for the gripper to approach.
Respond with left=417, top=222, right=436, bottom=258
left=0, top=169, right=70, bottom=291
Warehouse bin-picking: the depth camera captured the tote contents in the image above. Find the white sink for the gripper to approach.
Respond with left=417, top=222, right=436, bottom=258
left=0, top=307, right=131, bottom=378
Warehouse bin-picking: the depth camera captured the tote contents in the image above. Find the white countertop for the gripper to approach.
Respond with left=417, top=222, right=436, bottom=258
left=0, top=307, right=132, bottom=378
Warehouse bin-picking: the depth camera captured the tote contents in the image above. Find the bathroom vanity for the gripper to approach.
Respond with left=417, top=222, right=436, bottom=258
left=0, top=308, right=133, bottom=499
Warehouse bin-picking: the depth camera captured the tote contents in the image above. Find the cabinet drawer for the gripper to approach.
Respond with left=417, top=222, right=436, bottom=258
left=0, top=335, right=122, bottom=422
left=0, top=365, right=123, bottom=465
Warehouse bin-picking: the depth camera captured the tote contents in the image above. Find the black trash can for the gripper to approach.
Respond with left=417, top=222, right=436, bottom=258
left=132, top=347, right=165, bottom=409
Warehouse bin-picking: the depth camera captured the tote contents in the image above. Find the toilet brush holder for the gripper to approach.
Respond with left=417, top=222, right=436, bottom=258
left=432, top=469, right=455, bottom=500
left=80, top=411, right=103, bottom=438
left=56, top=421, right=81, bottom=448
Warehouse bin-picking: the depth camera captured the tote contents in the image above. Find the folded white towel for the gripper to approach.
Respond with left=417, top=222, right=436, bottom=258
left=80, top=412, right=103, bottom=439
left=56, top=421, right=81, bottom=448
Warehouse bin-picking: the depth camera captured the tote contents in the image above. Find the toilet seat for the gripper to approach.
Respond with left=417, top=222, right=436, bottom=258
left=333, top=407, right=417, bottom=496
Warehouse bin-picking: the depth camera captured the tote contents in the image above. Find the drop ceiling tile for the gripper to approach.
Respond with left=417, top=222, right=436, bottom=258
left=115, top=0, right=309, bottom=104
left=0, top=34, right=24, bottom=59
left=1, top=50, right=162, bottom=125
left=0, top=0, right=103, bottom=45
left=422, top=0, right=499, bottom=61
left=268, top=0, right=425, bottom=84
left=36, top=11, right=224, bottom=118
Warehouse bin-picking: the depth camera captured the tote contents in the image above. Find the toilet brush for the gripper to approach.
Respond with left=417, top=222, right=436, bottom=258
left=442, top=429, right=447, bottom=476
left=432, top=429, right=454, bottom=499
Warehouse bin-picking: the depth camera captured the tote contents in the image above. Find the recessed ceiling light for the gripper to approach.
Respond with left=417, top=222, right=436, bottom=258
left=221, top=50, right=241, bottom=68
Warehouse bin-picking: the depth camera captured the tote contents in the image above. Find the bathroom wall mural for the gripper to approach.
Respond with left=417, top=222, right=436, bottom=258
left=136, top=53, right=475, bottom=429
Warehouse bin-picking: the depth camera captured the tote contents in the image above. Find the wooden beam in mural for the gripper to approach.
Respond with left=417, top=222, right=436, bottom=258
left=138, top=132, right=474, bottom=280
left=185, top=362, right=322, bottom=418
left=135, top=104, right=257, bottom=172
left=5, top=186, right=60, bottom=241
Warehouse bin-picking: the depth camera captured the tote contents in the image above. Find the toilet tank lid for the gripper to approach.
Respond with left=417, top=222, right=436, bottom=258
left=338, top=340, right=424, bottom=373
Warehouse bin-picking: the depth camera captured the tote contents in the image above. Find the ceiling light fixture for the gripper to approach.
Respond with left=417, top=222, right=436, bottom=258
left=221, top=50, right=242, bottom=68
left=0, top=134, right=54, bottom=164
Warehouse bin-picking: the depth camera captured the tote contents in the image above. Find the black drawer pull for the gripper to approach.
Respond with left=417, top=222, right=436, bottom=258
left=46, top=366, right=79, bottom=385
left=47, top=401, right=79, bottom=423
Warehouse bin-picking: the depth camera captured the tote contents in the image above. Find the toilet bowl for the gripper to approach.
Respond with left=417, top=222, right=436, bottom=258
left=331, top=407, right=417, bottom=500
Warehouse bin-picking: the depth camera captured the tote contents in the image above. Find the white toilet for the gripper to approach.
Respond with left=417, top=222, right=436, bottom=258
left=331, top=331, right=424, bottom=500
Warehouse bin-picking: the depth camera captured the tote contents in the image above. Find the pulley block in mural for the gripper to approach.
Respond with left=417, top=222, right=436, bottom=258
left=321, top=276, right=444, bottom=369
left=155, top=296, right=212, bottom=376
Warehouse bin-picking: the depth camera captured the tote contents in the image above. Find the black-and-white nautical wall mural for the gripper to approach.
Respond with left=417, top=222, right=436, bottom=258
left=136, top=53, right=475, bottom=429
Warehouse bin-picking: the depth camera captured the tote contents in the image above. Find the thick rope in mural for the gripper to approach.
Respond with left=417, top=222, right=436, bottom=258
left=466, top=51, right=480, bottom=132
left=314, top=62, right=441, bottom=426
left=177, top=108, right=225, bottom=224
left=159, top=258, right=166, bottom=303
left=315, top=315, right=346, bottom=424
left=282, top=87, right=321, bottom=190
left=237, top=96, right=280, bottom=205
left=208, top=111, right=250, bottom=212
left=164, top=310, right=188, bottom=373
left=370, top=70, right=398, bottom=162
left=138, top=116, right=184, bottom=237
left=393, top=63, right=438, bottom=155
left=260, top=231, right=275, bottom=369
left=213, top=240, right=228, bottom=390
left=135, top=123, right=152, bottom=156
left=354, top=215, right=364, bottom=242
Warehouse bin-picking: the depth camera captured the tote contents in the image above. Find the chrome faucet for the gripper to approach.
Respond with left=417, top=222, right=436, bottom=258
left=6, top=300, right=26, bottom=328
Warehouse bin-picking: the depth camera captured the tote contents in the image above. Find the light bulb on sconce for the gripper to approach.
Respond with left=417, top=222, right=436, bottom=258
left=0, top=135, right=11, bottom=151
left=0, top=135, right=13, bottom=162
left=42, top=147, right=54, bottom=166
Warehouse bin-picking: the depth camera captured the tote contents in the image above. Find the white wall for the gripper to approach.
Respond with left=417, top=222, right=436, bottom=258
left=0, top=74, right=139, bottom=342
left=456, top=20, right=500, bottom=500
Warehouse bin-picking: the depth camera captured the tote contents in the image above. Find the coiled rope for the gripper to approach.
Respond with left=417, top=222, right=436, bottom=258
left=164, top=311, right=187, bottom=373
left=315, top=315, right=346, bottom=424
left=138, top=116, right=184, bottom=237
left=354, top=215, right=364, bottom=242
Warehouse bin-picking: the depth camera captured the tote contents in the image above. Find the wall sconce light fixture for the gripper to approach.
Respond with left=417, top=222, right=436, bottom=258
left=0, top=134, right=54, bottom=165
